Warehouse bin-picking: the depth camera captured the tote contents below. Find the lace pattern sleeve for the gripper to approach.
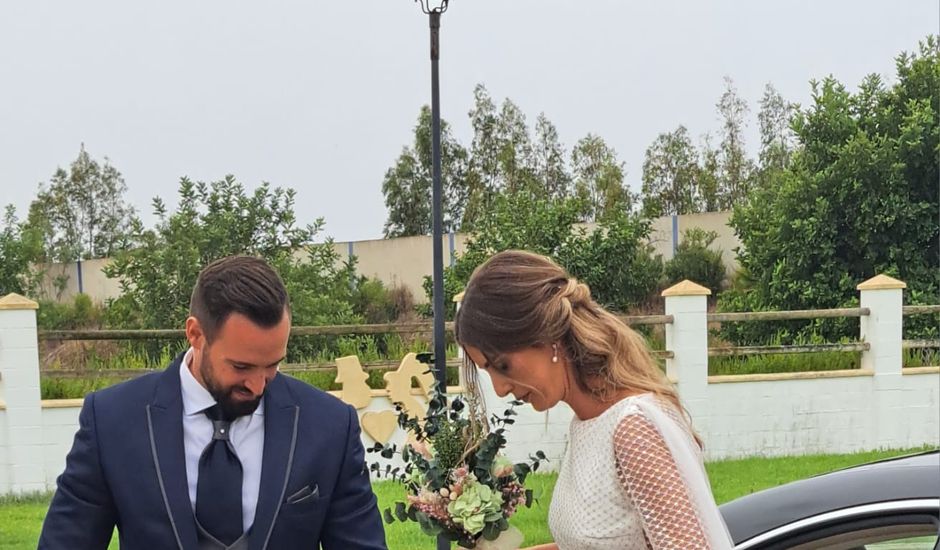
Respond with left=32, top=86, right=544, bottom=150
left=613, top=411, right=711, bottom=550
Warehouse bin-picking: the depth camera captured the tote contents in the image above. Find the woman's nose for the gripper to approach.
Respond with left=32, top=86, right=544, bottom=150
left=489, top=373, right=513, bottom=398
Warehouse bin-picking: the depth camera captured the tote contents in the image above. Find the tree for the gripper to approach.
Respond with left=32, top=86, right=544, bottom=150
left=423, top=190, right=586, bottom=319
left=461, top=84, right=544, bottom=231
left=757, top=82, right=796, bottom=175
left=697, top=134, right=722, bottom=212
left=721, top=37, right=939, bottom=343
left=468, top=84, right=502, bottom=195
left=558, top=211, right=664, bottom=311
left=27, top=144, right=138, bottom=261
left=466, top=84, right=537, bottom=194
left=716, top=77, right=755, bottom=209
left=105, top=176, right=360, bottom=336
left=463, top=84, right=554, bottom=227
left=571, top=134, right=633, bottom=222
left=425, top=190, right=663, bottom=316
left=382, top=106, right=470, bottom=237
left=641, top=126, right=701, bottom=216
left=382, top=150, right=429, bottom=238
left=385, top=83, right=634, bottom=231
left=495, top=98, right=536, bottom=194
left=0, top=205, right=45, bottom=296
left=755, top=83, right=797, bottom=195
left=532, top=113, right=572, bottom=200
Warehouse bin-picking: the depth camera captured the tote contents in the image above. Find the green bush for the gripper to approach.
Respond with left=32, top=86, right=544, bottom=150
left=101, top=177, right=368, bottom=363
left=559, top=211, right=665, bottom=311
left=0, top=205, right=45, bottom=297
left=350, top=277, right=406, bottom=324
left=721, top=38, right=939, bottom=345
left=37, top=294, right=103, bottom=330
left=664, top=229, right=726, bottom=296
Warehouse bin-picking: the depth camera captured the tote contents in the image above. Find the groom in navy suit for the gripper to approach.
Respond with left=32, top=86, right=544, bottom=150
left=39, top=255, right=387, bottom=550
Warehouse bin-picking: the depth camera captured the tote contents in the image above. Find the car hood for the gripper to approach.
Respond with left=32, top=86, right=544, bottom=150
left=719, top=451, right=940, bottom=544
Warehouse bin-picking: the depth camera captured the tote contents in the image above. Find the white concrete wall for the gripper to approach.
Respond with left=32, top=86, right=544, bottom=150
left=2, top=275, right=938, bottom=493
left=339, top=233, right=469, bottom=300
left=41, top=404, right=82, bottom=488
left=0, top=411, right=8, bottom=490
left=697, top=371, right=938, bottom=459
left=475, top=371, right=939, bottom=463
left=37, top=257, right=122, bottom=303
left=3, top=373, right=939, bottom=489
left=7, top=367, right=936, bottom=491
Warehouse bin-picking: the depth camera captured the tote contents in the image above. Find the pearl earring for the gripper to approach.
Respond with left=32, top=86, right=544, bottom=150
left=552, top=344, right=559, bottom=363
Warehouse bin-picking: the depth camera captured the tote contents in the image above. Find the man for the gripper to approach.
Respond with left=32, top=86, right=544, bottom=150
left=39, top=256, right=387, bottom=550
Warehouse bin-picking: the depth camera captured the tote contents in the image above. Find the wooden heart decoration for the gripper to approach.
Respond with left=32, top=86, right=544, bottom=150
left=360, top=411, right=398, bottom=444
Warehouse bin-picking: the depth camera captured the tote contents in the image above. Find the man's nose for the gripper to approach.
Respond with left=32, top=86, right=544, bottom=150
left=244, top=372, right=267, bottom=396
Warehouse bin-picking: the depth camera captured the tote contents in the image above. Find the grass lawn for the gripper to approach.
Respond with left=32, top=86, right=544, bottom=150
left=1, top=447, right=932, bottom=550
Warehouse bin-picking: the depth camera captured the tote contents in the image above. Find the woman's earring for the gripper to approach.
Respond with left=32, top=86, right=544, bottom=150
left=552, top=344, right=559, bottom=363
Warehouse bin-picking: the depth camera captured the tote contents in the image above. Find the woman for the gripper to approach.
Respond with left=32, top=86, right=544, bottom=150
left=455, top=250, right=732, bottom=550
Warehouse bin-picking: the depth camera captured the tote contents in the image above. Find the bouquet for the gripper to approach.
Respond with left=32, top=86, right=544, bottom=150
left=368, top=364, right=545, bottom=549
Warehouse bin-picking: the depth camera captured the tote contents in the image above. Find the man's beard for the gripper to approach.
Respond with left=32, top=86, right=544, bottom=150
left=200, top=353, right=263, bottom=420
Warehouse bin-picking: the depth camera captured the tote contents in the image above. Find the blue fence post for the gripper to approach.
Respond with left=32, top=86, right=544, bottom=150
left=76, top=259, right=84, bottom=295
left=671, top=215, right=679, bottom=258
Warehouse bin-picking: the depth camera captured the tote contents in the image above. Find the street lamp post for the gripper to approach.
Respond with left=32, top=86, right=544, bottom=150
left=414, top=2, right=450, bottom=548
left=415, top=0, right=449, bottom=403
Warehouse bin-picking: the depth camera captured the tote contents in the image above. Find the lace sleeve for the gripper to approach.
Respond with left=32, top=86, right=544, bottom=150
left=614, top=411, right=711, bottom=550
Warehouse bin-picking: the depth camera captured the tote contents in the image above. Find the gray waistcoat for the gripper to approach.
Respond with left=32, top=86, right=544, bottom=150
left=194, top=518, right=250, bottom=550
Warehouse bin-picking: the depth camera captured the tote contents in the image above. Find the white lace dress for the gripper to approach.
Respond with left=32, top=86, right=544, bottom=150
left=548, top=394, right=733, bottom=550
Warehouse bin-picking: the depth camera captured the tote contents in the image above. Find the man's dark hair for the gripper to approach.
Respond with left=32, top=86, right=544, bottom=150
left=189, top=255, right=290, bottom=342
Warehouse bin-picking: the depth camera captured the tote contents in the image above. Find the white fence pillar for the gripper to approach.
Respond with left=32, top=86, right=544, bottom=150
left=0, top=293, right=45, bottom=494
left=662, top=280, right=711, bottom=399
left=857, top=275, right=905, bottom=376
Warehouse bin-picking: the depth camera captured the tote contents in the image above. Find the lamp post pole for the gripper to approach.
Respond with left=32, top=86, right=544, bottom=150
left=429, top=8, right=446, bottom=402
left=416, top=0, right=449, bottom=403
left=414, top=2, right=452, bottom=547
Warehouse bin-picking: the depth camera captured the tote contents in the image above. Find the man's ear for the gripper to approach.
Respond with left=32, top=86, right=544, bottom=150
left=185, top=316, right=205, bottom=351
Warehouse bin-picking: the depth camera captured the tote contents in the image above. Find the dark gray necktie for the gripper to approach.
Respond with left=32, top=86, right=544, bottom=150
left=195, top=404, right=244, bottom=545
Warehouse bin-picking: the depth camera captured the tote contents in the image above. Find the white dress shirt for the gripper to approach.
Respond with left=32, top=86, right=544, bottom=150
left=180, top=348, right=265, bottom=533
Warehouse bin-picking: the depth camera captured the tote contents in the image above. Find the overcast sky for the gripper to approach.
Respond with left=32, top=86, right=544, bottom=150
left=1, top=1, right=935, bottom=243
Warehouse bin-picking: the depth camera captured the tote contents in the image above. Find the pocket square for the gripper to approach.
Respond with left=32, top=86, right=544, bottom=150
left=287, top=484, right=319, bottom=504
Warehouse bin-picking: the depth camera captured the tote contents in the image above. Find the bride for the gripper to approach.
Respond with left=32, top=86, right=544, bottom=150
left=455, top=250, right=733, bottom=550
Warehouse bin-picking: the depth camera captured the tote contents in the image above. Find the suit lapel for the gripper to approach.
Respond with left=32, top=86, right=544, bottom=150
left=147, top=355, right=199, bottom=550
left=249, top=374, right=299, bottom=550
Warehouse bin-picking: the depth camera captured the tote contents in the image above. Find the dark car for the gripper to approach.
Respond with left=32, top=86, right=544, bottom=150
left=720, top=451, right=940, bottom=549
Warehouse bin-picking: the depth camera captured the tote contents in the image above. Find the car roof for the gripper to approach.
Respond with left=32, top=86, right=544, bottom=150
left=719, top=451, right=940, bottom=544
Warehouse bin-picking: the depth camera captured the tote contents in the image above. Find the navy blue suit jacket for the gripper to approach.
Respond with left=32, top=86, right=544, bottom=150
left=38, top=354, right=387, bottom=550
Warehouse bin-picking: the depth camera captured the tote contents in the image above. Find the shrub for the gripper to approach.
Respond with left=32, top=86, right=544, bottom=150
left=664, top=229, right=726, bottom=296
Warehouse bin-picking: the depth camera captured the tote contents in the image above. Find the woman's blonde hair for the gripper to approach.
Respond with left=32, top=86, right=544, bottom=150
left=455, top=249, right=697, bottom=442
